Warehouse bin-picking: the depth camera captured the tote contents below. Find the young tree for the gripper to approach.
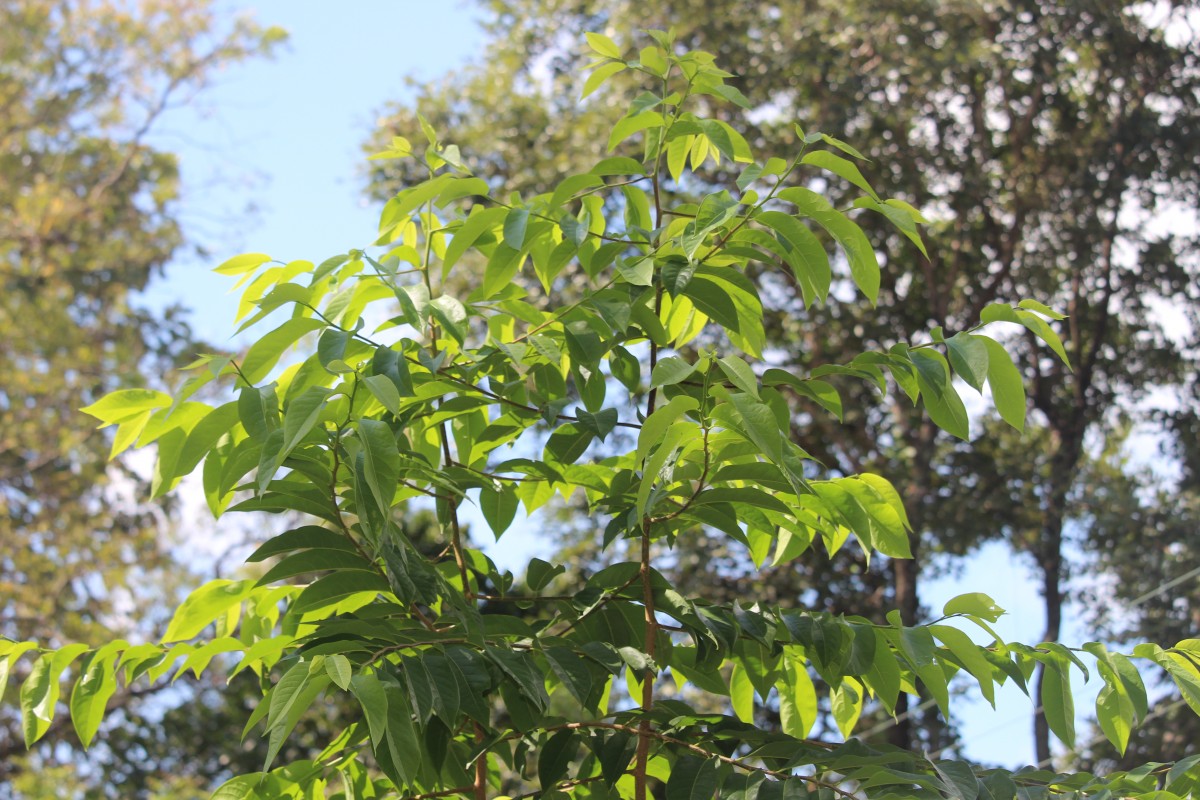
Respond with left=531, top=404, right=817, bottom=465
left=4, top=32, right=1198, bottom=799
left=367, top=0, right=1200, bottom=758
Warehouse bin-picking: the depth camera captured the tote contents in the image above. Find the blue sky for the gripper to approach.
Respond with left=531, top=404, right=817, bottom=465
left=134, top=0, right=1114, bottom=770
left=142, top=0, right=487, bottom=344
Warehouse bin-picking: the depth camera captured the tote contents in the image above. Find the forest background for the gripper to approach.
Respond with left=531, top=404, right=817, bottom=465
left=1, top=0, right=1196, bottom=796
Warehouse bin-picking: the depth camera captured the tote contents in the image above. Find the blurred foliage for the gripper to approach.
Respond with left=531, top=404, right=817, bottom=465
left=0, top=0, right=284, bottom=794
left=367, top=0, right=1200, bottom=762
left=1070, top=425, right=1200, bottom=770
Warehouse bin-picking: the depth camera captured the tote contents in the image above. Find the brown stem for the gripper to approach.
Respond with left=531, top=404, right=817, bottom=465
left=401, top=786, right=475, bottom=800
left=635, top=518, right=658, bottom=800
left=507, top=775, right=604, bottom=800
left=438, top=422, right=473, bottom=600
left=550, top=570, right=641, bottom=638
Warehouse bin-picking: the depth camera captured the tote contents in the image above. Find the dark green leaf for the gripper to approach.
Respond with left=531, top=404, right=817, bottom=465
left=480, top=484, right=520, bottom=539
left=539, top=729, right=580, bottom=790
left=291, top=571, right=389, bottom=615
left=666, top=756, right=720, bottom=800
left=527, top=558, right=565, bottom=592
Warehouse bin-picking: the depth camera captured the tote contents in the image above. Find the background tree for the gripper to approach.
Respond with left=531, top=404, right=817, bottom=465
left=366, top=0, right=1200, bottom=761
left=1072, top=408, right=1200, bottom=770
left=0, top=1, right=284, bottom=793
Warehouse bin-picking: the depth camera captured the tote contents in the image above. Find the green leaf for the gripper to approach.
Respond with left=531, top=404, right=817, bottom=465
left=943, top=593, right=1006, bottom=623
left=255, top=548, right=373, bottom=586
left=865, top=630, right=901, bottom=714
left=931, top=624, right=996, bottom=708
left=607, top=111, right=664, bottom=152
left=349, top=673, right=389, bottom=748
left=0, top=643, right=37, bottom=705
left=539, top=729, right=580, bottom=790
left=932, top=760, right=980, bottom=800
left=1017, top=299, right=1067, bottom=320
left=717, top=355, right=759, bottom=398
left=1016, top=309, right=1071, bottom=367
left=81, top=389, right=172, bottom=426
left=430, top=295, right=469, bottom=345
left=585, top=31, right=622, bottom=58
left=854, top=197, right=929, bottom=257
left=730, top=660, right=755, bottom=723
left=614, top=255, right=653, bottom=286
left=240, top=318, right=324, bottom=384
left=755, top=210, right=832, bottom=306
left=381, top=535, right=441, bottom=606
left=946, top=333, right=989, bottom=393
left=583, top=61, right=626, bottom=98
left=979, top=336, right=1026, bottom=432
left=70, top=644, right=124, bottom=748
left=779, top=186, right=880, bottom=304
left=210, top=774, right=278, bottom=799
left=291, top=571, right=389, bottom=615
left=163, top=580, right=252, bottom=643
left=280, top=386, right=330, bottom=457
left=543, top=647, right=596, bottom=709
left=666, top=756, right=720, bottom=800
left=831, top=676, right=863, bottom=738
left=442, top=206, right=507, bottom=277
left=362, top=373, right=401, bottom=416
left=1040, top=658, right=1076, bottom=747
left=486, top=647, right=549, bottom=711
left=594, top=156, right=646, bottom=177
left=651, top=356, right=696, bottom=388
left=503, top=208, right=530, bottom=249
left=802, top=150, right=879, bottom=200
left=480, top=484, right=520, bottom=539
left=895, top=626, right=950, bottom=715
left=214, top=252, right=272, bottom=276
left=683, top=276, right=741, bottom=333
left=527, top=557, right=565, bottom=591
left=637, top=395, right=699, bottom=461
left=720, top=392, right=784, bottom=465
left=682, top=190, right=741, bottom=257
left=776, top=653, right=817, bottom=739
left=238, top=384, right=281, bottom=441
left=21, top=644, right=88, bottom=747
left=358, top=419, right=399, bottom=518
left=378, top=173, right=454, bottom=234
left=324, top=654, right=352, bottom=691
left=911, top=349, right=970, bottom=440
left=246, top=526, right=357, bottom=562
left=762, top=370, right=842, bottom=421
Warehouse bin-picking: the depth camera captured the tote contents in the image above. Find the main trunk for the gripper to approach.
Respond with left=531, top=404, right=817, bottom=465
left=1032, top=430, right=1081, bottom=765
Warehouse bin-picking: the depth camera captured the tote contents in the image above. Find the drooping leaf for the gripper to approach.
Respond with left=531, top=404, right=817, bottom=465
left=163, top=580, right=253, bottom=643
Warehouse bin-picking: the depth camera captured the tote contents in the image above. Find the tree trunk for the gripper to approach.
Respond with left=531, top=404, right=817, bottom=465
left=888, top=554, right=921, bottom=749
left=1032, top=431, right=1080, bottom=765
left=889, top=419, right=934, bottom=749
left=1033, top=521, right=1064, bottom=765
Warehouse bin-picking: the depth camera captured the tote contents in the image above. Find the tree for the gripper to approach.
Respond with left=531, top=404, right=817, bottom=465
left=0, top=0, right=283, bottom=792
left=365, top=0, right=1200, bottom=759
left=5, top=32, right=1199, bottom=800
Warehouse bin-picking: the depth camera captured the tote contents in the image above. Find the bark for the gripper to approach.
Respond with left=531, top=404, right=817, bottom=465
left=1032, top=432, right=1081, bottom=764
left=888, top=419, right=935, bottom=749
